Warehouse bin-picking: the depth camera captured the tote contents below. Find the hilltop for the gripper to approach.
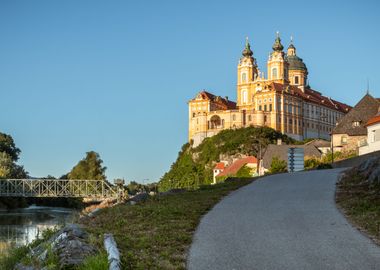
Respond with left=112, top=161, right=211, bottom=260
left=158, top=126, right=295, bottom=191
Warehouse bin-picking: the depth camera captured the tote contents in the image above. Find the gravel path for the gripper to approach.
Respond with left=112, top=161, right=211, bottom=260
left=188, top=169, right=380, bottom=270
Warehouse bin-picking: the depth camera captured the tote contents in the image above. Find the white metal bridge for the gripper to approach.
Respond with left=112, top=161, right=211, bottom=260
left=0, top=179, right=118, bottom=199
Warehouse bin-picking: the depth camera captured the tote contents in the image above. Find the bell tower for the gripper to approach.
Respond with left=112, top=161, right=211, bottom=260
left=286, top=37, right=308, bottom=90
left=237, top=37, right=258, bottom=106
left=267, top=32, right=289, bottom=83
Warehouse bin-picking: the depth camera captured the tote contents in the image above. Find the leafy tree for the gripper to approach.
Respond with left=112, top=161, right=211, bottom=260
left=269, top=156, right=287, bottom=174
left=69, top=151, right=107, bottom=180
left=0, top=152, right=13, bottom=178
left=0, top=151, right=28, bottom=179
left=0, top=132, right=21, bottom=161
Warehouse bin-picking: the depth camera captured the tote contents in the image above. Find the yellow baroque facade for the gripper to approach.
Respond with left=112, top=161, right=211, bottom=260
left=188, top=34, right=351, bottom=147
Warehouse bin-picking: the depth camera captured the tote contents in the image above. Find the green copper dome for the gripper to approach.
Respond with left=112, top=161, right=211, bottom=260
left=242, top=40, right=253, bottom=57
left=286, top=55, right=307, bottom=71
left=272, top=34, right=284, bottom=51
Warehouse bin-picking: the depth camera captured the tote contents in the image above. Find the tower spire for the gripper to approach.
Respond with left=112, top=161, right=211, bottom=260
left=367, top=78, right=370, bottom=94
left=272, top=31, right=284, bottom=51
left=242, top=36, right=253, bottom=57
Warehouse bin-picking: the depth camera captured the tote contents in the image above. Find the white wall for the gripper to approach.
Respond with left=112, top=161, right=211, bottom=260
left=359, top=122, right=380, bottom=155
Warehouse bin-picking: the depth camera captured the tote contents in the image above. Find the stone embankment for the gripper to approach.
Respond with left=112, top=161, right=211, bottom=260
left=15, top=224, right=95, bottom=270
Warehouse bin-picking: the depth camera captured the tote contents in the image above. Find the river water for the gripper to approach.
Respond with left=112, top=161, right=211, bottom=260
left=0, top=205, right=76, bottom=253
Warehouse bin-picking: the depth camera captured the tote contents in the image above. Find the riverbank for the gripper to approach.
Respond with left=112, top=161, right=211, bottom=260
left=81, top=178, right=255, bottom=269
left=0, top=205, right=77, bottom=255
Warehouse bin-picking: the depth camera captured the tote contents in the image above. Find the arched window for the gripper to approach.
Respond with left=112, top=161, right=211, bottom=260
left=272, top=68, right=278, bottom=79
left=294, top=76, right=299, bottom=85
left=241, top=72, right=247, bottom=83
left=242, top=90, right=247, bottom=104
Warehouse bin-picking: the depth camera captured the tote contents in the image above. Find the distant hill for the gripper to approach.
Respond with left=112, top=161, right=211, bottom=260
left=158, top=126, right=295, bottom=191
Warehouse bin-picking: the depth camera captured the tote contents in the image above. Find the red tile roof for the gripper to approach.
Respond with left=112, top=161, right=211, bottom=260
left=217, top=156, right=257, bottom=177
left=270, top=83, right=351, bottom=113
left=193, top=90, right=237, bottom=110
left=214, top=162, right=225, bottom=170
left=366, top=113, right=380, bottom=127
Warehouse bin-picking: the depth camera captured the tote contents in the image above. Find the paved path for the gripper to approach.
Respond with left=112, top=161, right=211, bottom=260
left=188, top=169, right=380, bottom=270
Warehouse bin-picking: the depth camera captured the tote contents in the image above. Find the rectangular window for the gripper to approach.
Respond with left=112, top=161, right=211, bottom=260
left=264, top=105, right=267, bottom=111
left=269, top=104, right=272, bottom=111
left=259, top=105, right=262, bottom=111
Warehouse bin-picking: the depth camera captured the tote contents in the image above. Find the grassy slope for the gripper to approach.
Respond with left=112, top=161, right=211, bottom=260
left=336, top=170, right=380, bottom=245
left=82, top=178, right=255, bottom=270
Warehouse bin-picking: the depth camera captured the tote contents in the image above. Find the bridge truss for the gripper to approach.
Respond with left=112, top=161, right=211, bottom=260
left=0, top=179, right=117, bottom=199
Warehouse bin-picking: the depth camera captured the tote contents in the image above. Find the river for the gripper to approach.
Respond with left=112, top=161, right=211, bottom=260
left=0, top=205, right=77, bottom=253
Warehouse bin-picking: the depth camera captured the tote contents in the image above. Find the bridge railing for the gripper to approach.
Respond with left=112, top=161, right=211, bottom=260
left=0, top=179, right=118, bottom=199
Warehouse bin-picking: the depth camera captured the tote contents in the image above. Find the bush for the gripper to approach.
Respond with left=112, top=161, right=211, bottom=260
left=236, top=165, right=254, bottom=178
left=269, top=156, right=287, bottom=173
left=316, top=163, right=333, bottom=170
left=304, top=157, right=321, bottom=170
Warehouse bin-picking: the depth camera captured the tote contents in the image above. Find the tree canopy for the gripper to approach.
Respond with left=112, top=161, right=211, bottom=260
left=0, top=132, right=28, bottom=179
left=68, top=151, right=107, bottom=180
left=0, top=132, right=21, bottom=161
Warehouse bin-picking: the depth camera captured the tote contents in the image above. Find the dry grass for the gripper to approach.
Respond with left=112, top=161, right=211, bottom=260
left=336, top=170, right=380, bottom=245
left=81, top=178, right=255, bottom=270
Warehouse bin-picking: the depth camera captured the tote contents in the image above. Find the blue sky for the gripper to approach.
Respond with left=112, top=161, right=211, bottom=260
left=0, top=0, right=379, bottom=183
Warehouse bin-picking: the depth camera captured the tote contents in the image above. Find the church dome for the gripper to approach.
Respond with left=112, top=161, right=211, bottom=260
left=242, top=41, right=253, bottom=57
left=286, top=55, right=307, bottom=71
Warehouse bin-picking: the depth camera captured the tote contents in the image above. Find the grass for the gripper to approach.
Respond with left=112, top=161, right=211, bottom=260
left=81, top=178, right=255, bottom=270
left=77, top=252, right=109, bottom=270
left=336, top=170, right=380, bottom=245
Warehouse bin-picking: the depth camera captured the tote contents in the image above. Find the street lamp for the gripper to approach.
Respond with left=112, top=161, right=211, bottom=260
left=330, top=132, right=334, bottom=164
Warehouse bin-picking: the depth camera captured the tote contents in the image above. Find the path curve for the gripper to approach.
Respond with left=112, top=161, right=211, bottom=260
left=188, top=169, right=380, bottom=270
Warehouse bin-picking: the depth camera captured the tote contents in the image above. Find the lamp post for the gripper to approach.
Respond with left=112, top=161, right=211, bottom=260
left=329, top=132, right=334, bottom=165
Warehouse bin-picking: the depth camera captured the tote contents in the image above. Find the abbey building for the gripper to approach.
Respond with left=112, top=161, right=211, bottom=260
left=188, top=33, right=351, bottom=147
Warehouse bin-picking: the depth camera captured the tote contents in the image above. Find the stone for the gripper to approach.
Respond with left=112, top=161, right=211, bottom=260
left=129, top=192, right=149, bottom=203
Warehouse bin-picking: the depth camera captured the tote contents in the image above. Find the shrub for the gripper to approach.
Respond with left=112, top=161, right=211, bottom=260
left=304, top=157, right=321, bottom=170
left=269, top=156, right=287, bottom=173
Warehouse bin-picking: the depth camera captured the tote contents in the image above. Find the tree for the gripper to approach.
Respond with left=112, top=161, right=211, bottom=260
left=69, top=151, right=107, bottom=180
left=0, top=132, right=21, bottom=161
left=269, top=156, right=287, bottom=174
left=0, top=152, right=13, bottom=178
left=0, top=152, right=28, bottom=179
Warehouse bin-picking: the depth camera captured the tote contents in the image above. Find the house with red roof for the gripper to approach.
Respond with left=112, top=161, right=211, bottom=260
left=213, top=156, right=258, bottom=183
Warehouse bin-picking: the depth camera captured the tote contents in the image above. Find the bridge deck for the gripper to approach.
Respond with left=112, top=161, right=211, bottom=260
left=0, top=179, right=117, bottom=198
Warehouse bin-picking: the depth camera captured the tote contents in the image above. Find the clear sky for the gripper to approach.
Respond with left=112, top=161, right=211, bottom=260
left=0, top=0, right=379, bottom=183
